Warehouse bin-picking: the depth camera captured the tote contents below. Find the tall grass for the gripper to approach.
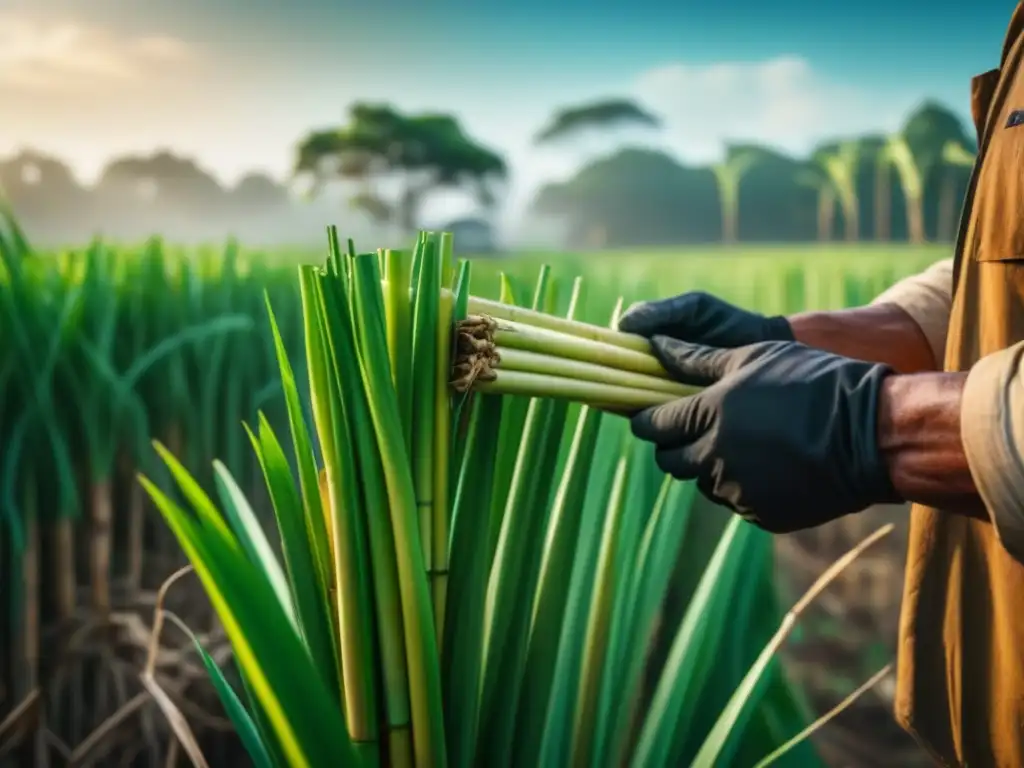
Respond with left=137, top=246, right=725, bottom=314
left=139, top=228, right=894, bottom=767
left=0, top=208, right=306, bottom=763
left=0, top=209, right=924, bottom=765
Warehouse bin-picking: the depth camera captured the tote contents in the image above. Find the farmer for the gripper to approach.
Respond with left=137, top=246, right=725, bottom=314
left=618, top=6, right=1024, bottom=767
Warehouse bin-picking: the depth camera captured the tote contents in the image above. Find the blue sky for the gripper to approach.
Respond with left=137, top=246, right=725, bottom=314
left=0, top=0, right=1016, bottom=224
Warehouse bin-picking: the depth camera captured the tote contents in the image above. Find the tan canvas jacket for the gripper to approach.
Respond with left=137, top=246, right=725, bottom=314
left=869, top=5, right=1024, bottom=765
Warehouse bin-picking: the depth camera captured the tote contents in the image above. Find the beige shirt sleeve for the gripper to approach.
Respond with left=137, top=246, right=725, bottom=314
left=962, top=343, right=1024, bottom=564
left=858, top=258, right=1024, bottom=562
left=870, top=258, right=954, bottom=368
left=867, top=258, right=1024, bottom=561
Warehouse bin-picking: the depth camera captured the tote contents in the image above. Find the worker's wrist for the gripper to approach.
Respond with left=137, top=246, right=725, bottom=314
left=788, top=305, right=939, bottom=373
left=875, top=371, right=985, bottom=517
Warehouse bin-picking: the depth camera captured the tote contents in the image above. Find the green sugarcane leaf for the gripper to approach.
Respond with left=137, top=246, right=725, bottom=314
left=265, top=294, right=334, bottom=635
left=449, top=259, right=474, bottom=482
left=124, top=314, right=254, bottom=387
left=432, top=245, right=454, bottom=649
left=631, top=516, right=755, bottom=768
left=590, top=441, right=659, bottom=763
left=477, top=276, right=579, bottom=766
left=606, top=478, right=697, bottom=765
left=301, top=263, right=380, bottom=754
left=212, top=460, right=298, bottom=632
left=691, top=636, right=787, bottom=768
left=692, top=532, right=828, bottom=768
left=410, top=234, right=440, bottom=581
left=383, top=248, right=414, bottom=453
left=497, top=272, right=517, bottom=305
left=317, top=262, right=412, bottom=758
left=483, top=265, right=552, bottom=574
left=570, top=445, right=633, bottom=767
left=140, top=477, right=358, bottom=768
left=513, top=402, right=603, bottom=766
left=535, top=415, right=624, bottom=766
left=190, top=630, right=275, bottom=768
left=673, top=527, right=772, bottom=763
left=153, top=441, right=236, bottom=545
left=442, top=394, right=503, bottom=768
left=245, top=416, right=338, bottom=693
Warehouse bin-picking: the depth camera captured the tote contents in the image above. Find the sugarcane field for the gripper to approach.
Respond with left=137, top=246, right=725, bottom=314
left=1, top=3, right=1019, bottom=768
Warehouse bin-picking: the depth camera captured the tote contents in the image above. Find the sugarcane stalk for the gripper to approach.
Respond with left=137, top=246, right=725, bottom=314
left=21, top=481, right=39, bottom=697
left=452, top=312, right=661, bottom=378
left=466, top=295, right=652, bottom=353
left=486, top=318, right=668, bottom=378
left=477, top=347, right=692, bottom=397
left=411, top=237, right=439, bottom=585
left=51, top=517, right=76, bottom=621
left=432, top=288, right=453, bottom=650
left=88, top=478, right=113, bottom=614
left=122, top=450, right=145, bottom=590
left=384, top=249, right=415, bottom=455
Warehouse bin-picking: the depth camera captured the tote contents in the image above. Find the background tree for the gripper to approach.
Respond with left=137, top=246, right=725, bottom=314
left=531, top=148, right=721, bottom=247
left=91, top=151, right=227, bottom=240
left=3, top=98, right=981, bottom=249
left=884, top=135, right=925, bottom=244
left=0, top=150, right=89, bottom=238
left=796, top=164, right=837, bottom=242
left=294, top=103, right=507, bottom=235
left=814, top=142, right=861, bottom=242
left=731, top=144, right=813, bottom=242
left=897, top=101, right=974, bottom=243
left=531, top=145, right=818, bottom=247
left=532, top=98, right=663, bottom=239
left=533, top=98, right=661, bottom=145
left=97, top=151, right=225, bottom=212
left=230, top=172, right=290, bottom=212
left=868, top=140, right=893, bottom=242
left=712, top=146, right=760, bottom=245
left=938, top=140, right=976, bottom=241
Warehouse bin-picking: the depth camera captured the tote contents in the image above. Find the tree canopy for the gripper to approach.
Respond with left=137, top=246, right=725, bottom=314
left=531, top=100, right=975, bottom=247
left=294, top=103, right=507, bottom=233
left=533, top=98, right=661, bottom=145
left=1, top=99, right=976, bottom=248
left=902, top=99, right=975, bottom=178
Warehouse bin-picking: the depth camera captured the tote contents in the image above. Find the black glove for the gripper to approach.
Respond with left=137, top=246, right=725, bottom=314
left=630, top=337, right=903, bottom=532
left=618, top=292, right=794, bottom=348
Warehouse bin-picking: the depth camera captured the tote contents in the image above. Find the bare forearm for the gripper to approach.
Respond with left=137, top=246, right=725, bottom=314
left=788, top=304, right=939, bottom=374
left=876, top=371, right=987, bottom=521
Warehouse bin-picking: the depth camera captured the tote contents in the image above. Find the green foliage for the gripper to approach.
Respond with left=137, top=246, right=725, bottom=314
left=1, top=194, right=927, bottom=764
left=901, top=100, right=975, bottom=177
left=1, top=99, right=975, bottom=250
left=133, top=225, right=904, bottom=768
left=294, top=104, right=507, bottom=232
left=532, top=100, right=974, bottom=247
left=533, top=98, right=661, bottom=144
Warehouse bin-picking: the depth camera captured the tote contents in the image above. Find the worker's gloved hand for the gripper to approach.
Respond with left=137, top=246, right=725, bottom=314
left=631, top=337, right=904, bottom=532
left=618, top=292, right=794, bottom=349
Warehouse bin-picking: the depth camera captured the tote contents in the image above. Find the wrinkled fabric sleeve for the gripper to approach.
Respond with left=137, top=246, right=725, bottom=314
left=962, top=344, right=1024, bottom=565
left=870, top=258, right=954, bottom=368
left=870, top=258, right=1024, bottom=562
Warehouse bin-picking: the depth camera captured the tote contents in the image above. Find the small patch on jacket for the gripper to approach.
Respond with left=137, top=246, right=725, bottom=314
left=1006, top=109, right=1024, bottom=128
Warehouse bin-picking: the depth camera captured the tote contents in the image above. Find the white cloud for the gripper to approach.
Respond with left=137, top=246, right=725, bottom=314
left=0, top=13, right=195, bottom=91
left=633, top=55, right=914, bottom=162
